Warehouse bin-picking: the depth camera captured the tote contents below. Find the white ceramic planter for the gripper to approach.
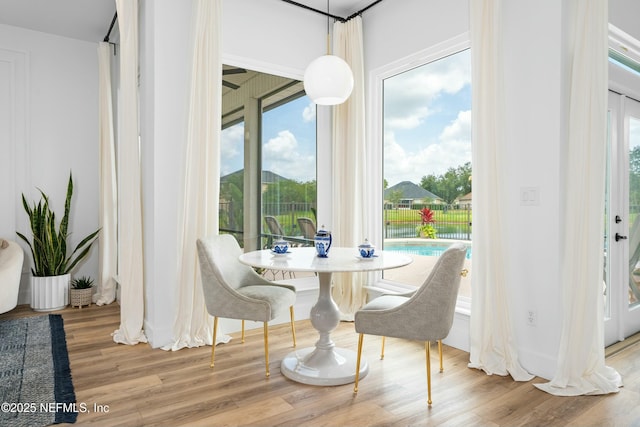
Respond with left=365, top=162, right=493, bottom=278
left=30, top=273, right=70, bottom=312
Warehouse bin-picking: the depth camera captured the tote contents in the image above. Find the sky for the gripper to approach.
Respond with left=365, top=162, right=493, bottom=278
left=220, top=96, right=316, bottom=181
left=383, top=48, right=471, bottom=187
left=220, top=48, right=472, bottom=186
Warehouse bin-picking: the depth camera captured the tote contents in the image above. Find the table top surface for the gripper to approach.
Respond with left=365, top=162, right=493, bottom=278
left=239, top=247, right=413, bottom=273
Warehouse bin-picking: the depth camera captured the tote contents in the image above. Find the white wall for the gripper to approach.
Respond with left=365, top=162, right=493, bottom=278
left=0, top=24, right=99, bottom=304
left=502, top=0, right=564, bottom=379
left=610, top=0, right=640, bottom=41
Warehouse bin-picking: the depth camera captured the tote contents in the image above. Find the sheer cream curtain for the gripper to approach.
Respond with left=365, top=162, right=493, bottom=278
left=330, top=16, right=367, bottom=320
left=95, top=42, right=118, bottom=306
left=534, top=0, right=622, bottom=396
left=112, top=0, right=147, bottom=345
left=163, top=0, right=229, bottom=351
left=468, top=0, right=533, bottom=381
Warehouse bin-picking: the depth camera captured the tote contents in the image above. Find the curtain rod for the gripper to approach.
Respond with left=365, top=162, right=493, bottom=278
left=103, top=0, right=384, bottom=42
left=345, top=0, right=383, bottom=21
left=281, top=0, right=384, bottom=23
left=281, top=0, right=346, bottom=22
left=103, top=12, right=117, bottom=42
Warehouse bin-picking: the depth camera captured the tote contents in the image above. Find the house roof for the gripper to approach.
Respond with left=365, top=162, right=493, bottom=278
left=220, top=169, right=289, bottom=184
left=384, top=181, right=442, bottom=201
left=457, top=192, right=472, bottom=201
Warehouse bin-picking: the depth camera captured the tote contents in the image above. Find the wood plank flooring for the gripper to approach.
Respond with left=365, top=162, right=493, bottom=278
left=2, top=303, right=639, bottom=426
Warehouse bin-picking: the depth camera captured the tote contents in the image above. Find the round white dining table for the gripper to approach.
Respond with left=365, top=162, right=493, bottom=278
left=238, top=246, right=413, bottom=386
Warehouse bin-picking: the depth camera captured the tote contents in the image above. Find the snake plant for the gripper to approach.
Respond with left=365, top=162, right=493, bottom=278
left=17, top=173, right=100, bottom=277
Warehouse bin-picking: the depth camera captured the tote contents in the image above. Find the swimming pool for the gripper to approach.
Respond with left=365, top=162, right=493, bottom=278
left=384, top=240, right=472, bottom=259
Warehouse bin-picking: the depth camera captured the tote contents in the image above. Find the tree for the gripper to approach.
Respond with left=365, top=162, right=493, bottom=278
left=262, top=179, right=317, bottom=205
left=630, top=147, right=640, bottom=208
left=388, top=189, right=403, bottom=208
left=420, top=162, right=472, bottom=204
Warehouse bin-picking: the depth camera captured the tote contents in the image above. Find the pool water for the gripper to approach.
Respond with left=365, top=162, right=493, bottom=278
left=385, top=243, right=472, bottom=259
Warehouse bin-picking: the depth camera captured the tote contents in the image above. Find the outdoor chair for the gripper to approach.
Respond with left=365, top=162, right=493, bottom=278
left=296, top=217, right=316, bottom=242
left=196, top=234, right=297, bottom=377
left=265, top=215, right=285, bottom=237
left=353, top=243, right=467, bottom=405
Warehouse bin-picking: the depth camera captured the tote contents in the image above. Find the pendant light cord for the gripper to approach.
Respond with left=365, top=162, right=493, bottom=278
left=326, top=0, right=331, bottom=54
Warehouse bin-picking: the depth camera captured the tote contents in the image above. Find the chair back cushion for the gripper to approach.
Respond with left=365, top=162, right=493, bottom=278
left=356, top=243, right=467, bottom=342
left=198, top=234, right=264, bottom=290
left=406, top=243, right=467, bottom=340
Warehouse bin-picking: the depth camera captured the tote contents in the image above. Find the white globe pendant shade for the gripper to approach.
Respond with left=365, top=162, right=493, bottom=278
left=303, top=54, right=354, bottom=105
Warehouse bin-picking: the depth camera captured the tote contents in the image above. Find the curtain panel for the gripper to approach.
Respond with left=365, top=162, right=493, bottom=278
left=468, top=0, right=533, bottom=381
left=535, top=0, right=622, bottom=396
left=163, top=0, right=228, bottom=351
left=95, top=42, right=118, bottom=307
left=112, top=0, right=147, bottom=345
left=330, top=16, right=368, bottom=320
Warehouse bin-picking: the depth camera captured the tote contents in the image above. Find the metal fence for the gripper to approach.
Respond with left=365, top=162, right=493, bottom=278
left=384, top=205, right=472, bottom=240
left=220, top=201, right=316, bottom=248
left=220, top=202, right=472, bottom=243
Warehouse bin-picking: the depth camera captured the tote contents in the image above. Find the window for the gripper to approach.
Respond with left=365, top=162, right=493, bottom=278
left=382, top=48, right=472, bottom=295
left=218, top=66, right=316, bottom=249
left=219, top=121, right=245, bottom=237
left=261, top=94, right=317, bottom=246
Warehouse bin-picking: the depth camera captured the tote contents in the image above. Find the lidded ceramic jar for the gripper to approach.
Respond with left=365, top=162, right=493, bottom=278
left=314, top=225, right=332, bottom=257
left=358, top=239, right=375, bottom=258
left=273, top=238, right=290, bottom=254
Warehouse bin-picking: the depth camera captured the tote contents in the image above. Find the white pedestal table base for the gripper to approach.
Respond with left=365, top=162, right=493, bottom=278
left=281, top=271, right=368, bottom=385
left=281, top=347, right=368, bottom=386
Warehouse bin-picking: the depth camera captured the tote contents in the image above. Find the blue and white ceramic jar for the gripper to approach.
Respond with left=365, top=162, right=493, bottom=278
left=358, top=239, right=375, bottom=258
left=314, top=226, right=332, bottom=257
left=273, top=238, right=290, bottom=254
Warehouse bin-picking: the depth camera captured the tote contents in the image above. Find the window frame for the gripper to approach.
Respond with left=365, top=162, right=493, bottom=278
left=367, top=33, right=471, bottom=314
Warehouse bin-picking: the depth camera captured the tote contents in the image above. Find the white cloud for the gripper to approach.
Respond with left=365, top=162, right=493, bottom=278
left=384, top=110, right=471, bottom=187
left=440, top=110, right=471, bottom=142
left=220, top=124, right=244, bottom=175
left=263, top=130, right=316, bottom=182
left=302, top=102, right=316, bottom=123
left=384, top=51, right=471, bottom=132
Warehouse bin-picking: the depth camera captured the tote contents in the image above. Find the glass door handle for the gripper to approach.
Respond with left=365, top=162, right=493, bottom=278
left=615, top=233, right=628, bottom=241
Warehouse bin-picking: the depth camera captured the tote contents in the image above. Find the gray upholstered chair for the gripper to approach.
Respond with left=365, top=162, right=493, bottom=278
left=353, top=243, right=467, bottom=405
left=196, top=234, right=297, bottom=377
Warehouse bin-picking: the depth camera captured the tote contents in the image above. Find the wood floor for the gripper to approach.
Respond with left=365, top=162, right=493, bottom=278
left=2, top=304, right=639, bottom=426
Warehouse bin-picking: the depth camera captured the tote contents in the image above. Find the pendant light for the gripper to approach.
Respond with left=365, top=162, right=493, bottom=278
left=303, top=0, right=354, bottom=105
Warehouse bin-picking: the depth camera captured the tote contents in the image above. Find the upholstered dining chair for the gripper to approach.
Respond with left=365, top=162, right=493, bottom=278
left=353, top=243, right=467, bottom=405
left=196, top=234, right=297, bottom=377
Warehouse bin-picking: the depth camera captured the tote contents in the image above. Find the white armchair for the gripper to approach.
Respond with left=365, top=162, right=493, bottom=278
left=0, top=239, right=24, bottom=314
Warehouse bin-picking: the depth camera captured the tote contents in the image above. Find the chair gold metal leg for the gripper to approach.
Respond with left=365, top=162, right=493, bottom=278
left=210, top=317, right=218, bottom=368
left=354, top=333, right=364, bottom=394
left=289, top=306, right=297, bottom=347
left=263, top=322, right=270, bottom=377
left=438, top=339, right=443, bottom=373
left=241, top=320, right=245, bottom=343
left=426, top=341, right=432, bottom=406
left=380, top=336, right=386, bottom=360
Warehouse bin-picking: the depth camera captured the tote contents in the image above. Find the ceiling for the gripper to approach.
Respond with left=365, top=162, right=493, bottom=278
left=0, top=0, right=376, bottom=122
left=0, top=0, right=373, bottom=43
left=0, top=0, right=116, bottom=42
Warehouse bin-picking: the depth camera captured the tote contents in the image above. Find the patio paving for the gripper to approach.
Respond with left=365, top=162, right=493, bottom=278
left=383, top=254, right=472, bottom=299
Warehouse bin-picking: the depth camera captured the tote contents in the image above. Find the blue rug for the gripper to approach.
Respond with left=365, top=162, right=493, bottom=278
left=0, top=314, right=77, bottom=426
